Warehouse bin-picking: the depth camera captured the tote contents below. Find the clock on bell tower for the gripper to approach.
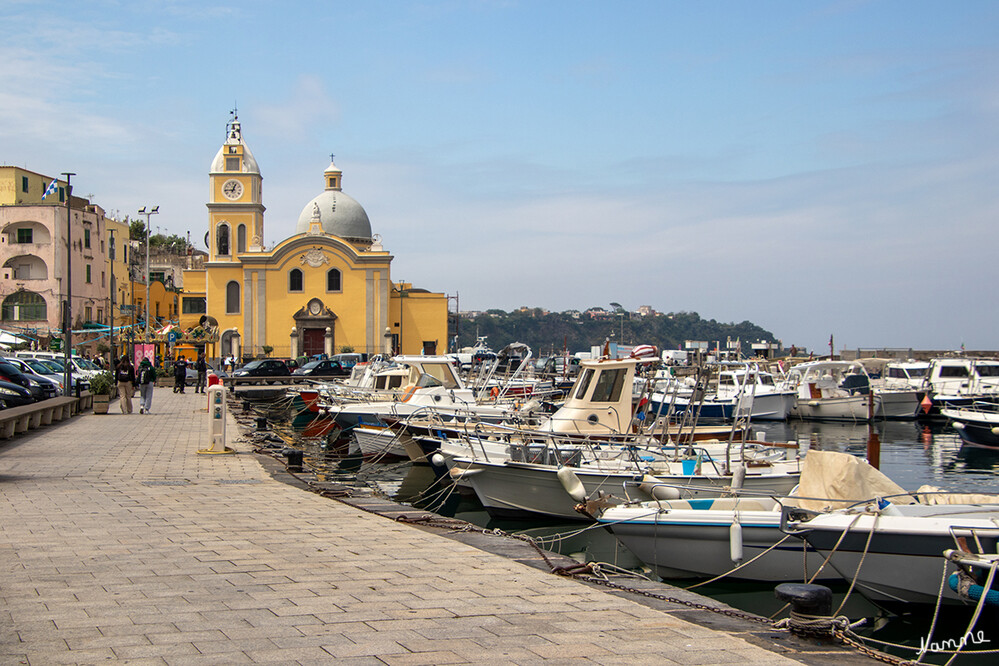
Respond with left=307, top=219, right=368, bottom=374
left=207, top=111, right=265, bottom=261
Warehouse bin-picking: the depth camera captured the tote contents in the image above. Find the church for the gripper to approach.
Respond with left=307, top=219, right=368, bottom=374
left=179, top=115, right=447, bottom=362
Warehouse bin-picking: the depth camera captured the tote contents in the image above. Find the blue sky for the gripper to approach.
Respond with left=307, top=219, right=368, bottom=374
left=3, top=1, right=998, bottom=352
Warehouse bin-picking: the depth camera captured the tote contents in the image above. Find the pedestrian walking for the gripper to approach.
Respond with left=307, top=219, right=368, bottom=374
left=173, top=356, right=188, bottom=393
left=137, top=358, right=157, bottom=414
left=194, top=353, right=208, bottom=393
left=115, top=357, right=136, bottom=414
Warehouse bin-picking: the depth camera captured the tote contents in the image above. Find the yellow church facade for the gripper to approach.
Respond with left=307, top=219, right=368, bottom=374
left=180, top=116, right=447, bottom=362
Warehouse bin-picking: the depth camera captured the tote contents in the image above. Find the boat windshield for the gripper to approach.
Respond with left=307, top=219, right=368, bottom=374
left=416, top=362, right=459, bottom=389
left=591, top=368, right=627, bottom=403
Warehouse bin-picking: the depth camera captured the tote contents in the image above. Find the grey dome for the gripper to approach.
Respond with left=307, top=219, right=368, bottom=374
left=295, top=189, right=372, bottom=240
left=295, top=159, right=372, bottom=241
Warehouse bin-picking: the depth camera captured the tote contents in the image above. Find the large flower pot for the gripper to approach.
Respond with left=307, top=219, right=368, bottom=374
left=93, top=395, right=111, bottom=414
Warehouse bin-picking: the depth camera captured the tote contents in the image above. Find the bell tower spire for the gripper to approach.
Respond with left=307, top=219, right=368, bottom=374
left=208, top=112, right=265, bottom=261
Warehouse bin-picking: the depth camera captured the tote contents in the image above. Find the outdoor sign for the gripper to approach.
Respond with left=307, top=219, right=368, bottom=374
left=134, top=343, right=155, bottom=368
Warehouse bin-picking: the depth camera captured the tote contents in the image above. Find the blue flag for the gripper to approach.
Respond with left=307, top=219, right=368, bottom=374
left=41, top=179, right=58, bottom=200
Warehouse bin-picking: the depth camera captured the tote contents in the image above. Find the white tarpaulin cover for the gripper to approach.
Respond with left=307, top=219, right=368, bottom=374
left=796, top=450, right=914, bottom=511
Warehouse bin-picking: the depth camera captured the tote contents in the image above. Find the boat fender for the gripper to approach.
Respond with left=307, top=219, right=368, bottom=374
left=731, top=464, right=746, bottom=492
left=430, top=453, right=446, bottom=468
left=730, top=517, right=743, bottom=564
left=991, top=426, right=999, bottom=436
left=557, top=466, right=587, bottom=503
left=948, top=571, right=999, bottom=606
left=876, top=497, right=903, bottom=516
left=638, top=474, right=680, bottom=500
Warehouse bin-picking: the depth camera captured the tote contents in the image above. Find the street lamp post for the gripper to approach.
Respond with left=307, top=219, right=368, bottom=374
left=62, top=172, right=75, bottom=396
left=138, top=206, right=159, bottom=359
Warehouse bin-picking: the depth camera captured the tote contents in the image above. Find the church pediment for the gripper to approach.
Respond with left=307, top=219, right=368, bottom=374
left=292, top=298, right=338, bottom=322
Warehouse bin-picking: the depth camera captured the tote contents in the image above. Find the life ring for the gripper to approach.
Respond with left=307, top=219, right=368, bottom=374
left=490, top=386, right=499, bottom=400
left=400, top=385, right=417, bottom=402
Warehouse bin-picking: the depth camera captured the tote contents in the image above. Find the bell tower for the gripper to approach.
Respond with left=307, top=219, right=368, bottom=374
left=207, top=111, right=265, bottom=261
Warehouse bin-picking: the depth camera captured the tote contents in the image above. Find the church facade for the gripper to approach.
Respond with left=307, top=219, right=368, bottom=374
left=179, top=116, right=447, bottom=361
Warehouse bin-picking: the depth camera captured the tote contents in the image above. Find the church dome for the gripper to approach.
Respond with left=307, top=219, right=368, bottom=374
left=295, top=160, right=372, bottom=241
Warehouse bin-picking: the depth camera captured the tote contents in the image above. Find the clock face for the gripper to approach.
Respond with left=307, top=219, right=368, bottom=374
left=222, top=179, right=243, bottom=200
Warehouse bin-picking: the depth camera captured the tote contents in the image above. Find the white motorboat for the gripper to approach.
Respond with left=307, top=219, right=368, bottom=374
left=856, top=359, right=923, bottom=419
left=922, top=357, right=999, bottom=417
left=594, top=450, right=917, bottom=583
left=646, top=364, right=793, bottom=422
left=941, top=404, right=999, bottom=448
left=786, top=360, right=880, bottom=421
left=783, top=453, right=999, bottom=606
left=596, top=495, right=834, bottom=582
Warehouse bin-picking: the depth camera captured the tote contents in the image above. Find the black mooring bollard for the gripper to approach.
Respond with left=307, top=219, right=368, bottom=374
left=284, top=448, right=304, bottom=473
left=256, top=416, right=268, bottom=431
left=775, top=583, right=832, bottom=616
left=242, top=400, right=252, bottom=411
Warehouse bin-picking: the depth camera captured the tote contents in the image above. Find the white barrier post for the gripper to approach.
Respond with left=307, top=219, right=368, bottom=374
left=199, top=384, right=234, bottom=454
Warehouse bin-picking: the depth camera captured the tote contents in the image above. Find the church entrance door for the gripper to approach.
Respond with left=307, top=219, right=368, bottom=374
left=303, top=328, right=326, bottom=358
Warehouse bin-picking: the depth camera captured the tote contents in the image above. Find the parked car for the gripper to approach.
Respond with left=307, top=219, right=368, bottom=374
left=0, top=360, right=44, bottom=401
left=3, top=357, right=65, bottom=396
left=231, top=359, right=291, bottom=378
left=330, top=353, right=363, bottom=370
left=292, top=359, right=351, bottom=379
left=0, top=379, right=35, bottom=408
left=32, top=358, right=91, bottom=393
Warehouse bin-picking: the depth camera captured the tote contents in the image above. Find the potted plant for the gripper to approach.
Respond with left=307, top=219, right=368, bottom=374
left=90, top=370, right=114, bottom=414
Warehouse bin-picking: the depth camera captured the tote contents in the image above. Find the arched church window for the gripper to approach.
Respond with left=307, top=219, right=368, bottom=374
left=226, top=281, right=240, bottom=314
left=217, top=224, right=230, bottom=256
left=327, top=268, right=341, bottom=292
left=1, top=291, right=46, bottom=321
left=289, top=269, right=303, bottom=292
left=237, top=224, right=246, bottom=253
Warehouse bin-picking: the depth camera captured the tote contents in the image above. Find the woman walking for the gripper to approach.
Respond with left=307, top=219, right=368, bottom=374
left=115, top=357, right=136, bottom=414
left=137, top=358, right=157, bottom=414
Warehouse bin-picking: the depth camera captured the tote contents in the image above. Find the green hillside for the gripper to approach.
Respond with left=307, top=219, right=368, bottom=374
left=452, top=308, right=778, bottom=356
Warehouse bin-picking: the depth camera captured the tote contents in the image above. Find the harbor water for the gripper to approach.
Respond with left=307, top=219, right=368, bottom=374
left=272, top=408, right=999, bottom=664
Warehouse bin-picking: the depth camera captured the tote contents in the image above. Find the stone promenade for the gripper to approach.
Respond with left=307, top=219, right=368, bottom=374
left=0, top=389, right=852, bottom=665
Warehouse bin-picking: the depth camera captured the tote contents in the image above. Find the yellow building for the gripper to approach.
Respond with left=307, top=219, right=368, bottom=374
left=180, top=115, right=447, bottom=362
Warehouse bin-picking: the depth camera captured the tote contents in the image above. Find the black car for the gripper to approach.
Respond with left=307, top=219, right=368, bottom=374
left=0, top=360, right=42, bottom=401
left=0, top=379, right=35, bottom=408
left=292, top=359, right=351, bottom=379
left=231, top=359, right=290, bottom=378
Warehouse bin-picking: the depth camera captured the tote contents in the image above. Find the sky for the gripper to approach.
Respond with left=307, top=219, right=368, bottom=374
left=2, top=0, right=998, bottom=353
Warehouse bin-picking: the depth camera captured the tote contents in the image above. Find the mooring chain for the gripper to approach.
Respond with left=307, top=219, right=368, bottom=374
left=833, top=629, right=916, bottom=666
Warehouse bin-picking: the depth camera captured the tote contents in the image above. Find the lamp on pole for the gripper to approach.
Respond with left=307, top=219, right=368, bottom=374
left=138, top=206, right=159, bottom=356
left=62, top=172, right=75, bottom=396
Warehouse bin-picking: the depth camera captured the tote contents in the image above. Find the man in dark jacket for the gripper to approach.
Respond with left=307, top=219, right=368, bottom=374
left=194, top=353, right=208, bottom=393
left=173, top=356, right=188, bottom=394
